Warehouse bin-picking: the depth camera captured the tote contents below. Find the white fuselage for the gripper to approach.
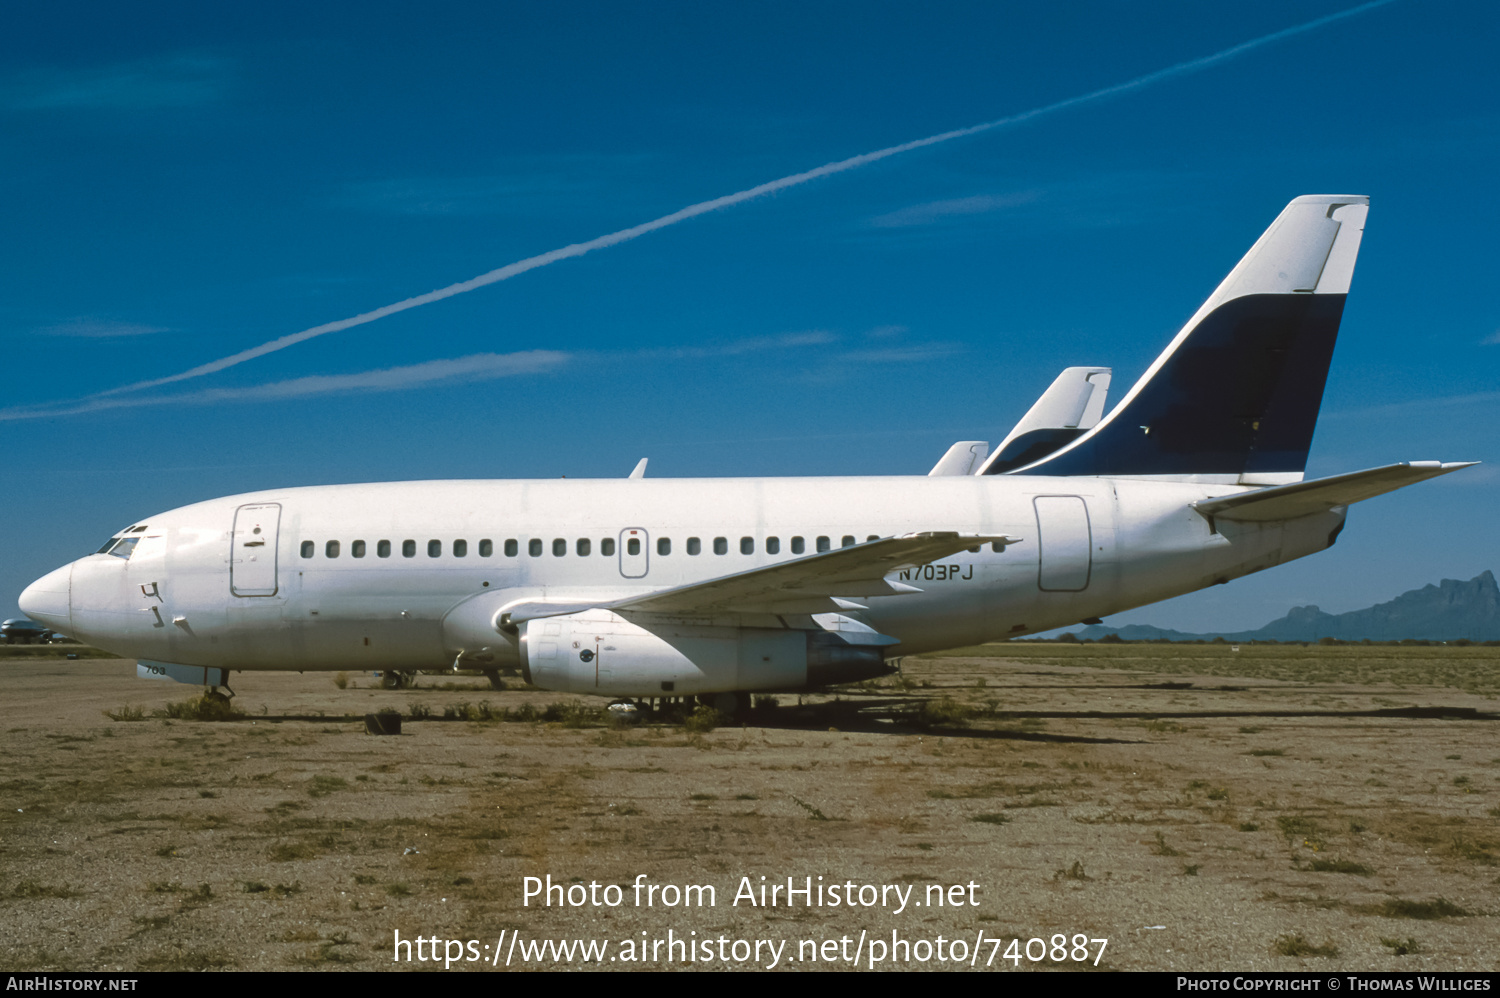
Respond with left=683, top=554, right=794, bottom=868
left=23, top=474, right=1342, bottom=695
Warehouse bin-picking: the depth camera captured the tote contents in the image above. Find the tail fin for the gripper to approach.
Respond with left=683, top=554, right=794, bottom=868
left=977, top=366, right=1111, bottom=474
left=1004, top=195, right=1369, bottom=482
left=928, top=441, right=990, bottom=476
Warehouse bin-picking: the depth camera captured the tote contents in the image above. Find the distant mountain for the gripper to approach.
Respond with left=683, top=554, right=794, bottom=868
left=1075, top=570, right=1500, bottom=643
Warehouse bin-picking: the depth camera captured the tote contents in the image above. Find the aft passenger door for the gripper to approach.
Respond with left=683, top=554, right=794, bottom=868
left=231, top=503, right=281, bottom=596
left=1034, top=495, right=1091, bottom=591
left=618, top=528, right=649, bottom=579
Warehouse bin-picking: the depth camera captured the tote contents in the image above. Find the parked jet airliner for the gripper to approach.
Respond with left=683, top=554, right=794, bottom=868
left=18, top=196, right=1474, bottom=707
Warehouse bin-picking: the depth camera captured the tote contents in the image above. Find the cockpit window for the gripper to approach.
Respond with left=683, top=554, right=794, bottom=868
left=98, top=524, right=146, bottom=553
left=104, top=537, right=139, bottom=560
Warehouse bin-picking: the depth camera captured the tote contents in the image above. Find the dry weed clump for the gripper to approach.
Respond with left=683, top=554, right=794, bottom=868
left=1271, top=933, right=1339, bottom=957
left=1380, top=937, right=1423, bottom=956
left=160, top=694, right=243, bottom=722
left=915, top=698, right=974, bottom=728
left=1370, top=897, right=1471, bottom=920
left=1304, top=858, right=1373, bottom=875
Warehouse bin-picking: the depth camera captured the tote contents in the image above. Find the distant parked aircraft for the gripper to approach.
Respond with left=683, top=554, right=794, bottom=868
left=929, top=366, right=1112, bottom=476
left=2, top=618, right=52, bottom=644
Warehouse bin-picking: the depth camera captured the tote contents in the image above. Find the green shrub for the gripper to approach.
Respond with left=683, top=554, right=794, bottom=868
left=683, top=706, right=722, bottom=733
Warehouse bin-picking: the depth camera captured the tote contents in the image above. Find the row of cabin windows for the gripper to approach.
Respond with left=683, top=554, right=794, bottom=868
left=296, top=533, right=921, bottom=560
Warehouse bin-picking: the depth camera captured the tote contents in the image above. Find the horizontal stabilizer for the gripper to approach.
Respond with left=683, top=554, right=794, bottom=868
left=1193, top=461, right=1476, bottom=523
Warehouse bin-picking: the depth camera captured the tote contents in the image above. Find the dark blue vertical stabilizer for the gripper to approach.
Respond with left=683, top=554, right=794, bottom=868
left=1000, top=195, right=1368, bottom=480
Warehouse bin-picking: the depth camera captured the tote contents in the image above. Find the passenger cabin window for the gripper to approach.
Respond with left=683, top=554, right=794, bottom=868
left=816, top=536, right=831, bottom=553
left=453, top=540, right=467, bottom=557
left=529, top=539, right=543, bottom=557
left=740, top=536, right=754, bottom=555
left=657, top=538, right=670, bottom=556
left=300, top=541, right=315, bottom=559
left=553, top=538, right=566, bottom=556
left=378, top=540, right=391, bottom=558
left=842, top=535, right=856, bottom=548
left=427, top=540, right=441, bottom=558
left=504, top=539, right=518, bottom=557
left=687, top=537, right=701, bottom=555
left=766, top=536, right=780, bottom=555
left=627, top=538, right=640, bottom=556
left=479, top=539, right=493, bottom=557
left=326, top=540, right=340, bottom=558
left=867, top=534, right=879, bottom=542
left=576, top=538, right=591, bottom=556
left=352, top=540, right=366, bottom=558
left=601, top=538, right=616, bottom=556
left=713, top=537, right=727, bottom=555
left=791, top=536, right=805, bottom=554
left=403, top=540, right=416, bottom=558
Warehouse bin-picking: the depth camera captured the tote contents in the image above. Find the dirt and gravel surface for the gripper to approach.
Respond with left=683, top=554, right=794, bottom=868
left=1, top=643, right=1496, bottom=973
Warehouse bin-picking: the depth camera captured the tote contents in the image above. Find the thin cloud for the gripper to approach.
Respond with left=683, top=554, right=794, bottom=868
left=37, top=319, right=170, bottom=338
left=869, top=192, right=1041, bottom=228
left=3, top=54, right=231, bottom=111
left=22, top=0, right=1399, bottom=418
left=628, top=330, right=839, bottom=361
left=1328, top=389, right=1500, bottom=419
left=712, top=330, right=839, bottom=356
left=838, top=344, right=962, bottom=364
left=0, top=350, right=567, bottom=421
left=1482, top=329, right=1500, bottom=345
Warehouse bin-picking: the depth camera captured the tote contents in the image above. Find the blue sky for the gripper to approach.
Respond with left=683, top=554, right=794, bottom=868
left=4, top=0, right=1497, bottom=631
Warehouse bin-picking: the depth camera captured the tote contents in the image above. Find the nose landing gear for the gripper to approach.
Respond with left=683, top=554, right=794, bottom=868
left=204, top=682, right=235, bottom=702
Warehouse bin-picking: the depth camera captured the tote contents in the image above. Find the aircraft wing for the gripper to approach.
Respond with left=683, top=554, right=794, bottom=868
left=1192, top=461, right=1477, bottom=523
left=507, top=532, right=1021, bottom=621
left=613, top=531, right=1021, bottom=614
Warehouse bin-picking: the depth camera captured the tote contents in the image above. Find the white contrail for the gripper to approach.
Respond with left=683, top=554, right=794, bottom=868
left=45, top=0, right=1398, bottom=411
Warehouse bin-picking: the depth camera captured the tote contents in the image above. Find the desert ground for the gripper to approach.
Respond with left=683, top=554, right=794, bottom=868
left=1, top=642, right=1496, bottom=973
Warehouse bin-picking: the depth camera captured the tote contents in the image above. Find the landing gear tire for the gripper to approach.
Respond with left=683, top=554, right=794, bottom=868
left=381, top=671, right=414, bottom=690
left=484, top=670, right=504, bottom=691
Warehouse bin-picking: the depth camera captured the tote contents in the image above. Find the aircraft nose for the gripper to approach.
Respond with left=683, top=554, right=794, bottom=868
left=19, top=564, right=72, bottom=632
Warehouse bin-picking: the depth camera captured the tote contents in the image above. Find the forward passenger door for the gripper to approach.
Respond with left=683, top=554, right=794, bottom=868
left=230, top=503, right=281, bottom=596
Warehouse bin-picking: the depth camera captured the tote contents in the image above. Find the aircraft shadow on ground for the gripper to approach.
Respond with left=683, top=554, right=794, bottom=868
left=231, top=699, right=1493, bottom=747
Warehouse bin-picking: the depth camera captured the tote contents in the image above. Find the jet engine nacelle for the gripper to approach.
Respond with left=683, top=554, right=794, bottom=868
left=518, top=609, right=889, bottom=697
